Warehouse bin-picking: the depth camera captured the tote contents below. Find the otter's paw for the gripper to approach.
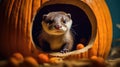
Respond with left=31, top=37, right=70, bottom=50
left=60, top=48, right=69, bottom=53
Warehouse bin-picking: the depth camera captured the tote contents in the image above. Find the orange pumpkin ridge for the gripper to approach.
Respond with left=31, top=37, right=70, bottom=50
left=0, top=0, right=112, bottom=61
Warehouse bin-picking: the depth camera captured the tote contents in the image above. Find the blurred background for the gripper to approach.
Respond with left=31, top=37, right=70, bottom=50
left=106, top=0, right=120, bottom=47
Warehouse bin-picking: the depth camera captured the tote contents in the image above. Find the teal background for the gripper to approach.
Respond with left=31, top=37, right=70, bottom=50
left=106, top=0, right=120, bottom=47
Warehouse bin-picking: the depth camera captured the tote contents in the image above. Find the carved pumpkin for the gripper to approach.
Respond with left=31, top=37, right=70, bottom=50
left=0, top=0, right=112, bottom=60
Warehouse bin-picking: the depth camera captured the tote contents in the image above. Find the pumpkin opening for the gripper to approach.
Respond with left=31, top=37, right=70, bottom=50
left=32, top=4, right=92, bottom=53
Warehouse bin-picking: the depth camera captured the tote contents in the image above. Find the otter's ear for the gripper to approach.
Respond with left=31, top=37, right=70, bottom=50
left=42, top=14, right=47, bottom=20
left=67, top=13, right=71, bottom=18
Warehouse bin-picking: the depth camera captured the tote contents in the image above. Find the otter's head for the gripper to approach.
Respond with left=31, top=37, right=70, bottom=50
left=41, top=11, right=72, bottom=35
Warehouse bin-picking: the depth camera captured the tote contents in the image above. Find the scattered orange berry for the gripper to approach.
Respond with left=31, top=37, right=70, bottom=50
left=38, top=53, right=49, bottom=63
left=12, top=53, right=24, bottom=62
left=90, top=56, right=105, bottom=66
left=90, top=55, right=98, bottom=60
left=8, top=57, right=20, bottom=66
left=23, top=57, right=39, bottom=67
left=76, top=43, right=84, bottom=50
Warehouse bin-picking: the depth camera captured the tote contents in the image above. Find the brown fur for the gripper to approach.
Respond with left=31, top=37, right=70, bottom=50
left=38, top=11, right=73, bottom=52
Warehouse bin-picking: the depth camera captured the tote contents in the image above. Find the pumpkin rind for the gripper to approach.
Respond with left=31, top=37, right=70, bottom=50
left=82, top=0, right=112, bottom=58
left=0, top=0, right=112, bottom=59
left=0, top=0, right=42, bottom=57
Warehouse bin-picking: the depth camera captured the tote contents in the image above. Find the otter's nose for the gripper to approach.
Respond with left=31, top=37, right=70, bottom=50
left=54, top=25, right=62, bottom=29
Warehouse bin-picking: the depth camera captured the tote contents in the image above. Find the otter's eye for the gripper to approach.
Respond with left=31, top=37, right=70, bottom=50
left=63, top=20, right=66, bottom=24
left=46, top=20, right=54, bottom=24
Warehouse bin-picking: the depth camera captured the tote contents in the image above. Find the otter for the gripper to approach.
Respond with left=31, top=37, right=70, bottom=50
left=38, top=11, right=73, bottom=53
